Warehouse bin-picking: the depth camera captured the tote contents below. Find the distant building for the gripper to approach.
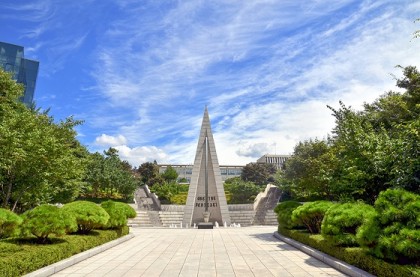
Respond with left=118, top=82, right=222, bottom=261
left=158, top=164, right=243, bottom=183
left=0, top=42, right=39, bottom=105
left=257, top=154, right=291, bottom=170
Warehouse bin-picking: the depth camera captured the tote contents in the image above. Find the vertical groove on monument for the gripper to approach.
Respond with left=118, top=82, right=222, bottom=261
left=182, top=107, right=231, bottom=226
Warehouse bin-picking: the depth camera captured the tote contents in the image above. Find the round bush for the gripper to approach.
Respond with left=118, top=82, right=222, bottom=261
left=0, top=208, right=22, bottom=239
left=62, top=201, right=110, bottom=234
left=100, top=201, right=136, bottom=229
left=274, top=201, right=303, bottom=229
left=291, top=201, right=334, bottom=234
left=321, top=202, right=375, bottom=246
left=21, top=204, right=77, bottom=243
left=356, top=189, right=420, bottom=264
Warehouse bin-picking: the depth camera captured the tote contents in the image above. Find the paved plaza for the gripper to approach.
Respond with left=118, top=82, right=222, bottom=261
left=52, top=226, right=346, bottom=277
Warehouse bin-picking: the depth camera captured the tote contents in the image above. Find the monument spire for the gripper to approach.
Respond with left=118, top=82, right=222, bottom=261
left=182, top=107, right=231, bottom=227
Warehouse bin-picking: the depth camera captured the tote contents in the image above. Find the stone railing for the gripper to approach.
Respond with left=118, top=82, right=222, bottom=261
left=253, top=183, right=274, bottom=210
left=144, top=185, right=161, bottom=210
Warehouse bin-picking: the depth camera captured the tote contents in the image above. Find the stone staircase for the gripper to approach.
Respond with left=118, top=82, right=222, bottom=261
left=129, top=185, right=281, bottom=227
left=128, top=211, right=154, bottom=227
left=229, top=210, right=255, bottom=226
left=159, top=211, right=184, bottom=227
left=263, top=210, right=278, bottom=225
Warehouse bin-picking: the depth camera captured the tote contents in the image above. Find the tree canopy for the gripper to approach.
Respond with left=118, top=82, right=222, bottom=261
left=278, top=66, right=419, bottom=203
left=0, top=69, right=89, bottom=211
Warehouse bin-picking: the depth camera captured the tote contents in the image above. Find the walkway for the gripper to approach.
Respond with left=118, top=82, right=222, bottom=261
left=52, top=226, right=346, bottom=277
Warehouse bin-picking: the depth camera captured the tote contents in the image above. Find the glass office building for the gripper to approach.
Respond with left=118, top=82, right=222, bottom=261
left=0, top=42, right=39, bottom=105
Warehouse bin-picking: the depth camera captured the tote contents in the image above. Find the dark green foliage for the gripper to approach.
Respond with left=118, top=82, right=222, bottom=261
left=84, top=149, right=138, bottom=200
left=291, top=201, right=334, bottom=234
left=0, top=70, right=89, bottom=212
left=0, top=208, right=22, bottom=239
left=357, top=189, right=420, bottom=264
left=137, top=161, right=161, bottom=186
left=100, top=201, right=136, bottom=229
left=161, top=166, right=179, bottom=182
left=321, top=202, right=376, bottom=246
left=117, top=202, right=136, bottom=219
left=223, top=179, right=261, bottom=204
left=274, top=201, right=303, bottom=229
left=240, top=162, right=277, bottom=186
left=150, top=182, right=189, bottom=204
left=61, top=201, right=109, bottom=234
left=0, top=227, right=129, bottom=276
left=20, top=205, right=77, bottom=243
left=278, top=227, right=419, bottom=277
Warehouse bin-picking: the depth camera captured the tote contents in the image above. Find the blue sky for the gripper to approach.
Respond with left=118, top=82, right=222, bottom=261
left=1, top=0, right=419, bottom=166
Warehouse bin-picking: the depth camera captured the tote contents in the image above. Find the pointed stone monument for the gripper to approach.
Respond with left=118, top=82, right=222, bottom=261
left=182, top=107, right=231, bottom=228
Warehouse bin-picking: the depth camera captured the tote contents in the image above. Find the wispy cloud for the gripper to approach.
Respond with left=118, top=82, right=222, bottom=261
left=2, top=0, right=419, bottom=166
left=84, top=0, right=420, bottom=165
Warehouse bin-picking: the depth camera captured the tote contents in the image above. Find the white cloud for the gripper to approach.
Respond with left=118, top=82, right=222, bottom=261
left=113, top=145, right=169, bottom=167
left=236, top=143, right=275, bottom=158
left=95, top=134, right=127, bottom=147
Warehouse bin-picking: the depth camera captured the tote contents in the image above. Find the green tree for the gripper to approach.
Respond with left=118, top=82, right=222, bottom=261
left=137, top=161, right=161, bottom=186
left=240, top=162, right=277, bottom=186
left=224, top=178, right=261, bottom=204
left=161, top=166, right=179, bottom=182
left=84, top=149, right=137, bottom=199
left=280, top=139, right=337, bottom=201
left=0, top=69, right=88, bottom=211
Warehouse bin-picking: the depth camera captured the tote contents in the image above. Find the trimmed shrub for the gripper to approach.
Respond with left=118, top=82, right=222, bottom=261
left=62, top=201, right=110, bottom=234
left=357, top=189, right=420, bottom=264
left=0, top=227, right=129, bottom=276
left=321, top=202, right=376, bottom=246
left=20, top=205, right=77, bottom=243
left=274, top=201, right=303, bottom=229
left=0, top=208, right=22, bottom=239
left=100, top=201, right=136, bottom=229
left=278, top=227, right=420, bottom=277
left=291, top=201, right=334, bottom=234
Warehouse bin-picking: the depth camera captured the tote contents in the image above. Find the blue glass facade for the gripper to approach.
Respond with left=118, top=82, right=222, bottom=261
left=0, top=42, right=39, bottom=105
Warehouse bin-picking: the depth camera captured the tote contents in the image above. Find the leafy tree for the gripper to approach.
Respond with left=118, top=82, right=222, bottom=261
left=240, top=162, right=277, bottom=186
left=137, top=161, right=161, bottom=186
left=0, top=69, right=88, bottom=211
left=84, top=148, right=137, bottom=199
left=280, top=139, right=337, bottom=201
left=150, top=182, right=189, bottom=204
left=20, top=204, right=77, bottom=243
left=161, top=166, right=179, bottom=182
left=223, top=178, right=261, bottom=204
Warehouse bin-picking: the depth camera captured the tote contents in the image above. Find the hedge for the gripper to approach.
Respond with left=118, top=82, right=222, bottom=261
left=0, top=227, right=129, bottom=276
left=278, top=227, right=420, bottom=277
